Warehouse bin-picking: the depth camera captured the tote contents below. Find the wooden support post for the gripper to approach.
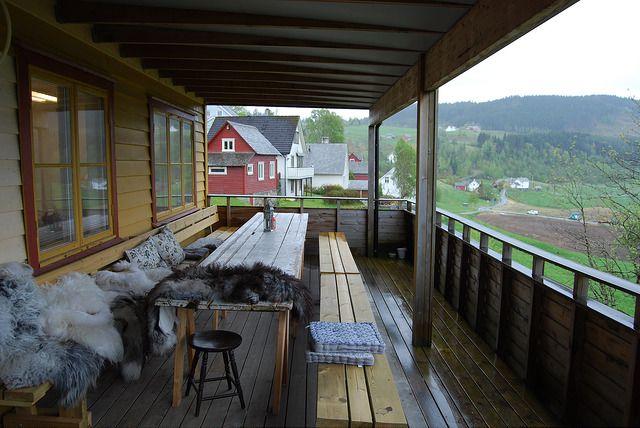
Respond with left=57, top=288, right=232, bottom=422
left=412, top=80, right=438, bottom=347
left=564, top=273, right=589, bottom=419
left=474, top=232, right=490, bottom=333
left=336, top=200, right=341, bottom=232
left=525, top=261, right=545, bottom=388
left=496, top=243, right=514, bottom=356
left=226, top=196, right=231, bottom=227
left=299, top=198, right=304, bottom=214
left=366, top=124, right=378, bottom=257
left=457, top=224, right=472, bottom=314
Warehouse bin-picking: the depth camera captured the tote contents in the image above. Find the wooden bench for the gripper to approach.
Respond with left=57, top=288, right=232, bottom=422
left=317, top=232, right=407, bottom=427
left=0, top=383, right=91, bottom=428
left=3, top=206, right=234, bottom=425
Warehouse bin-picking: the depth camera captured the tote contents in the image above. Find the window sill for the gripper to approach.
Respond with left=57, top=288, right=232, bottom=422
left=34, top=236, right=124, bottom=277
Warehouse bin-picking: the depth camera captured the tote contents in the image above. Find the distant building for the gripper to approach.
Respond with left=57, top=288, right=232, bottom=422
left=454, top=178, right=481, bottom=192
left=445, top=125, right=458, bottom=132
left=349, top=160, right=368, bottom=181
left=305, top=143, right=349, bottom=188
left=207, top=121, right=280, bottom=196
left=465, top=124, right=481, bottom=132
left=348, top=152, right=362, bottom=163
left=348, top=180, right=368, bottom=198
left=380, top=168, right=401, bottom=197
left=510, top=177, right=530, bottom=189
left=208, top=115, right=312, bottom=196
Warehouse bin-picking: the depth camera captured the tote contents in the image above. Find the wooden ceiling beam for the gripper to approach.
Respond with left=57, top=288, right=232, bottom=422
left=56, top=0, right=443, bottom=34
left=201, top=93, right=371, bottom=104
left=169, top=71, right=392, bottom=86
left=120, top=45, right=412, bottom=66
left=92, top=25, right=421, bottom=52
left=179, top=80, right=386, bottom=95
left=147, top=59, right=400, bottom=78
left=424, top=0, right=578, bottom=90
left=195, top=88, right=377, bottom=101
left=286, top=0, right=471, bottom=7
left=202, top=97, right=370, bottom=109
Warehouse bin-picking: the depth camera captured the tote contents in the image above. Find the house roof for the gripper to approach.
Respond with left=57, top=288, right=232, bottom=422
left=304, top=143, right=348, bottom=175
left=227, top=121, right=280, bottom=156
left=381, top=167, right=395, bottom=178
left=208, top=116, right=300, bottom=156
left=348, top=180, right=368, bottom=191
left=349, top=160, right=369, bottom=175
left=208, top=152, right=254, bottom=166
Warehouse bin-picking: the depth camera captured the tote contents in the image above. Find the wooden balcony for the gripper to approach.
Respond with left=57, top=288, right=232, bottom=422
left=84, top=254, right=557, bottom=427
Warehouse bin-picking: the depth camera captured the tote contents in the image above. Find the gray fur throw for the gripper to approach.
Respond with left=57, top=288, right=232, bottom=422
left=0, top=263, right=104, bottom=407
left=147, top=262, right=313, bottom=355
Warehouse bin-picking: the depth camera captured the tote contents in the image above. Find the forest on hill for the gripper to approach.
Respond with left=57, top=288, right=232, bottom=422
left=347, top=95, right=636, bottom=138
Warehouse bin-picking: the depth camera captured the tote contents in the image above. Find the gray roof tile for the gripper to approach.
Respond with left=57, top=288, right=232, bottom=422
left=304, top=143, right=348, bottom=175
left=208, top=152, right=254, bottom=166
left=227, top=121, right=280, bottom=155
left=208, top=116, right=300, bottom=155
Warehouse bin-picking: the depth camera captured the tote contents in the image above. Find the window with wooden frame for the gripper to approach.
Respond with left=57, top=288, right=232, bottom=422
left=222, top=138, right=235, bottom=152
left=17, top=49, right=118, bottom=271
left=209, top=166, right=227, bottom=175
left=257, top=162, right=265, bottom=181
left=269, top=161, right=276, bottom=179
left=151, top=100, right=196, bottom=222
left=247, top=163, right=253, bottom=175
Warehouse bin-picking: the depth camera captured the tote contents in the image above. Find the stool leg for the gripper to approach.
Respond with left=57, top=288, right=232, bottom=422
left=229, top=351, right=245, bottom=409
left=222, top=352, right=233, bottom=391
left=195, top=352, right=208, bottom=417
left=185, top=350, right=201, bottom=397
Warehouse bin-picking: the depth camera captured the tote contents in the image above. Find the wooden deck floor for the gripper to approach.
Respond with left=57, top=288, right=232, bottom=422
left=87, top=256, right=557, bottom=427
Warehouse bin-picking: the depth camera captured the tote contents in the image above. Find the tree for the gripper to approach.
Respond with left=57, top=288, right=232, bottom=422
left=392, top=139, right=416, bottom=198
left=303, top=109, right=344, bottom=144
left=232, top=106, right=250, bottom=116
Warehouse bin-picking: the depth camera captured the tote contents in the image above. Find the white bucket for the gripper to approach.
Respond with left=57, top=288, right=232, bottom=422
left=397, top=248, right=407, bottom=260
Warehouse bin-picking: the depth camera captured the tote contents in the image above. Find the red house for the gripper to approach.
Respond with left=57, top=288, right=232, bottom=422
left=348, top=152, right=362, bottom=163
left=208, top=121, right=280, bottom=195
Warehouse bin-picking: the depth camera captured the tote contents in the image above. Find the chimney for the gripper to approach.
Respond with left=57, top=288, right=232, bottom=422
left=321, top=136, right=330, bottom=144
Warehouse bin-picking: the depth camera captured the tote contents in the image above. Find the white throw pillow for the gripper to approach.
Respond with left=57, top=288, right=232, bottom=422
left=125, top=239, right=166, bottom=270
left=150, top=227, right=185, bottom=267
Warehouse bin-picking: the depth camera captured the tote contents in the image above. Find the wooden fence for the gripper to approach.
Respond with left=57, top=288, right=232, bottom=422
left=425, top=208, right=640, bottom=426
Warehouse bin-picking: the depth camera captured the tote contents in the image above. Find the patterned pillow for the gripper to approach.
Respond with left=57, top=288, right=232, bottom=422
left=125, top=239, right=166, bottom=270
left=150, top=227, right=185, bottom=267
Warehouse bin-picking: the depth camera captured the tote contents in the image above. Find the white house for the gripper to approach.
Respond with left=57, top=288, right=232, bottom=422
left=445, top=125, right=458, bottom=132
left=380, top=168, right=401, bottom=197
left=304, top=143, right=349, bottom=188
left=510, top=177, right=530, bottom=189
left=467, top=178, right=481, bottom=192
left=208, top=116, right=313, bottom=196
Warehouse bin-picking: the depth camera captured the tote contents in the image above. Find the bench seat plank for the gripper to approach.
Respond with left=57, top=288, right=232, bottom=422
left=318, top=232, right=408, bottom=427
left=317, top=274, right=349, bottom=427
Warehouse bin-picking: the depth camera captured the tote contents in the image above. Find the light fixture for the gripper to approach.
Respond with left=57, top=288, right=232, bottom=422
left=31, top=90, right=57, bottom=103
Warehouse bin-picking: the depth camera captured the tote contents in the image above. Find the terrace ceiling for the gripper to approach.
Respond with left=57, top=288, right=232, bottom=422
left=54, top=0, right=477, bottom=110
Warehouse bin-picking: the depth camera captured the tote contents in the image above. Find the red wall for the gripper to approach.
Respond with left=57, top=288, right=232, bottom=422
left=207, top=124, right=278, bottom=195
left=353, top=173, right=368, bottom=180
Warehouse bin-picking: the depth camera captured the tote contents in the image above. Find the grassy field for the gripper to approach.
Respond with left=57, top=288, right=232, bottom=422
left=436, top=181, right=493, bottom=213
left=508, top=185, right=606, bottom=209
left=448, top=214, right=636, bottom=317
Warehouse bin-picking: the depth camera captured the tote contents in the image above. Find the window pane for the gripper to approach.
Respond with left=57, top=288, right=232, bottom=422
left=154, top=113, right=167, bottom=163
left=182, top=122, right=193, bottom=163
left=183, top=164, right=193, bottom=204
left=77, top=90, right=106, bottom=163
left=171, top=164, right=182, bottom=207
left=35, top=167, right=75, bottom=251
left=31, top=78, right=72, bottom=164
left=155, top=164, right=169, bottom=212
left=170, top=118, right=181, bottom=162
left=80, top=166, right=109, bottom=237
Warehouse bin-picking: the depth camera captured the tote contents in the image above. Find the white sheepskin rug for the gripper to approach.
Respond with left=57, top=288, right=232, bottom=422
left=41, top=272, right=123, bottom=363
left=94, top=260, right=172, bottom=298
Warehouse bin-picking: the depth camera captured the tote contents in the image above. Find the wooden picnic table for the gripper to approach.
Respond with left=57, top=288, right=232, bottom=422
left=156, top=212, right=308, bottom=414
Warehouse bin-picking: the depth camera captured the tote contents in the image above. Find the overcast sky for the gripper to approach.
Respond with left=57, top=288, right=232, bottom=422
left=246, top=0, right=640, bottom=120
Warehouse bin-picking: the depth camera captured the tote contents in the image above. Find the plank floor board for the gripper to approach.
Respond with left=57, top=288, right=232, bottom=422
left=85, top=256, right=556, bottom=427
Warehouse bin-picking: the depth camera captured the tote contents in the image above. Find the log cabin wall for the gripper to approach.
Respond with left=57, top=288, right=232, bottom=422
left=0, top=53, right=27, bottom=264
left=421, top=211, right=640, bottom=427
left=1, top=3, right=207, bottom=270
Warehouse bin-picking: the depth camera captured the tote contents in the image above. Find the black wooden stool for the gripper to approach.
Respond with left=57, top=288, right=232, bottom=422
left=185, top=330, right=245, bottom=416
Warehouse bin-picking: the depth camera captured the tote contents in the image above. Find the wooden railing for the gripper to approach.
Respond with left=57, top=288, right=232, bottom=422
left=209, top=193, right=640, bottom=425
left=421, top=207, right=640, bottom=426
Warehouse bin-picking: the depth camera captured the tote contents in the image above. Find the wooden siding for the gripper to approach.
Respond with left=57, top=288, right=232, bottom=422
left=0, top=54, right=27, bottom=264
